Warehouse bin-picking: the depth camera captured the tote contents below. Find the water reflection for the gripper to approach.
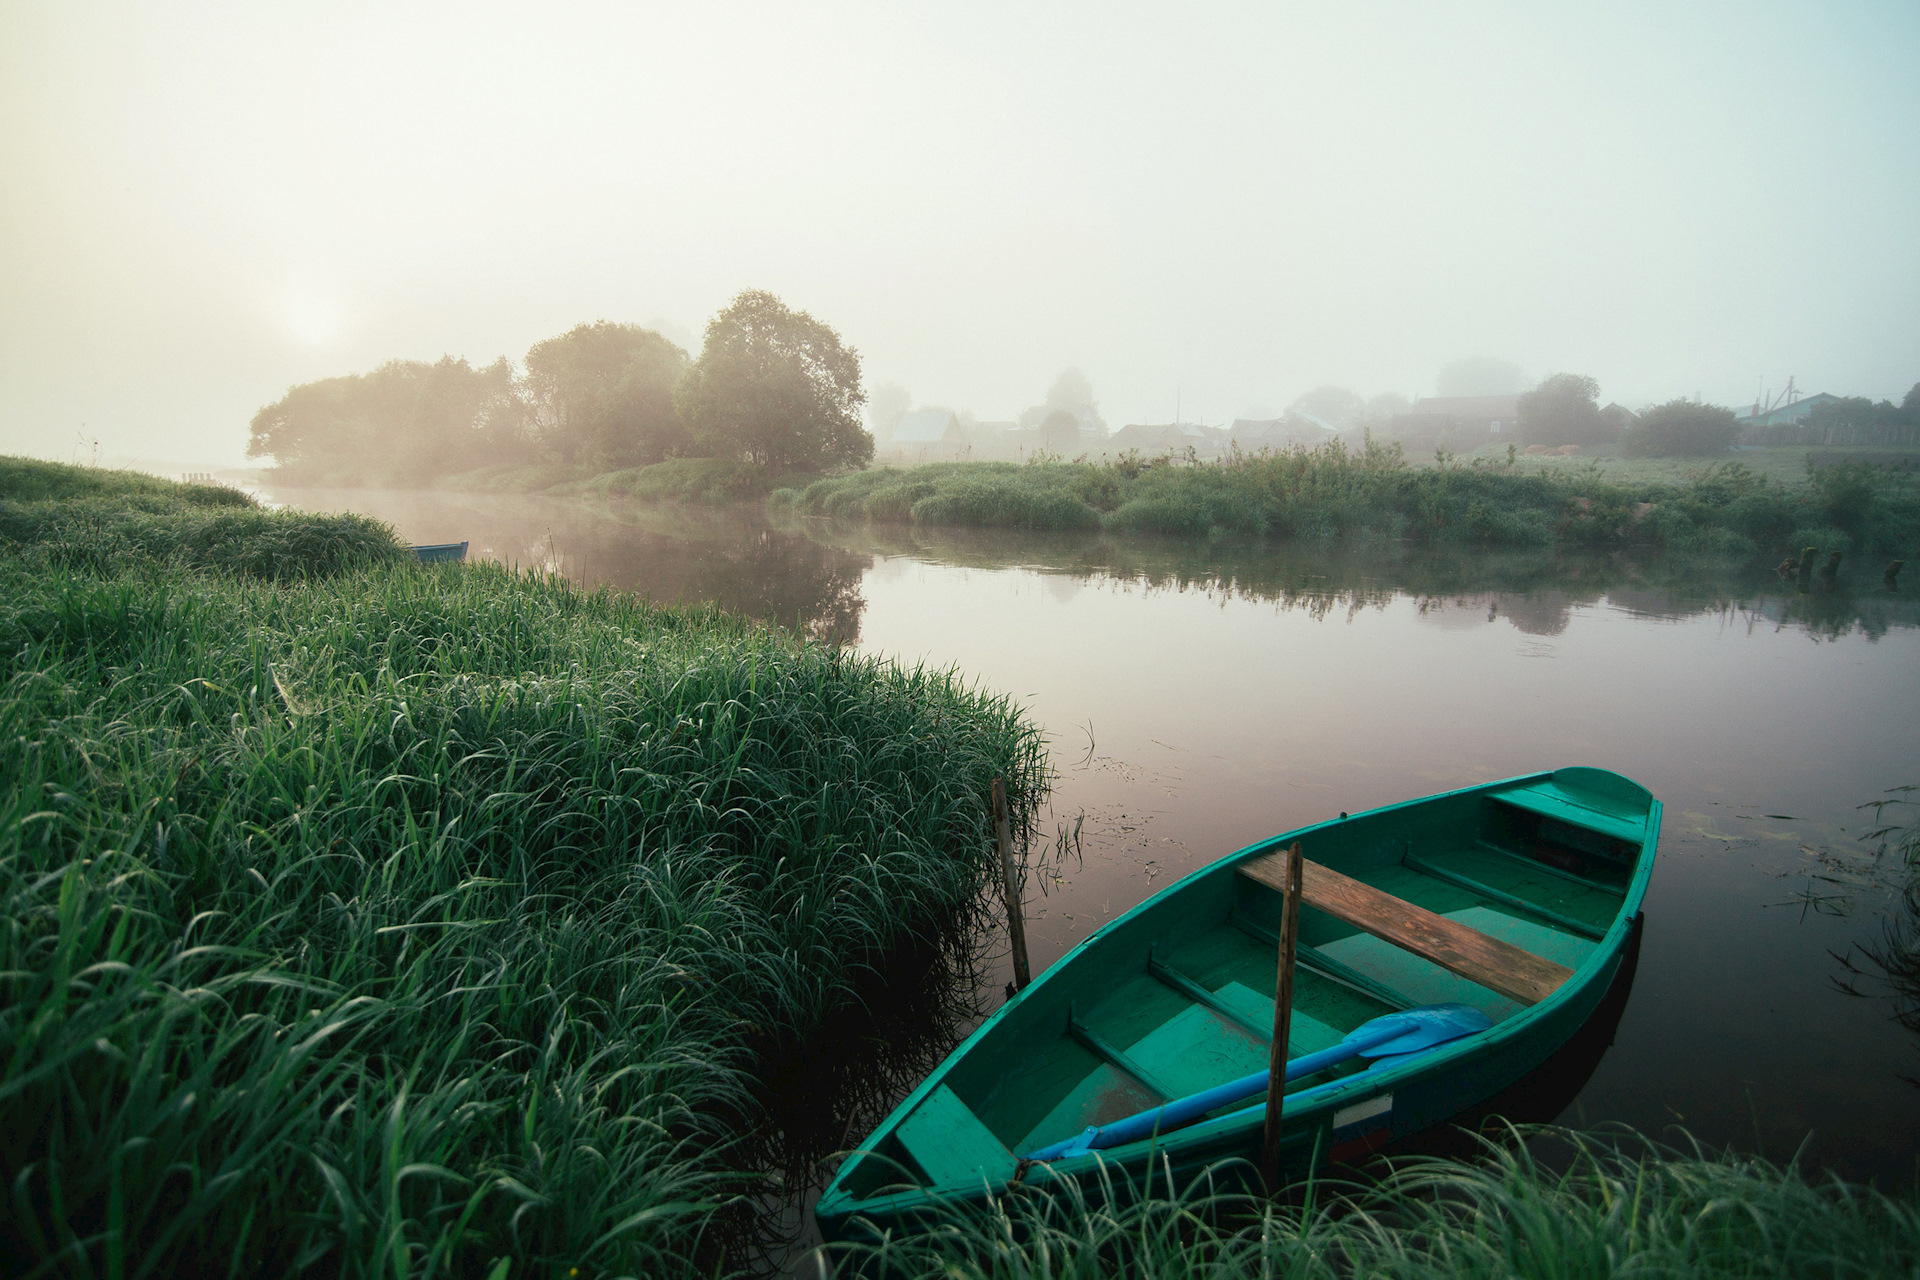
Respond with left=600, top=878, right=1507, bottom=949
left=787, top=520, right=1920, bottom=642
left=270, top=488, right=872, bottom=644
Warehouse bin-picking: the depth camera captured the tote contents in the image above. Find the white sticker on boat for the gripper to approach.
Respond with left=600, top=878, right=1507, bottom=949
left=1334, top=1094, right=1392, bottom=1129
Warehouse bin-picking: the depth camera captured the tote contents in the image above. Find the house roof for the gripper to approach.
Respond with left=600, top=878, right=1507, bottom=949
left=891, top=409, right=960, bottom=443
left=1738, top=392, right=1838, bottom=425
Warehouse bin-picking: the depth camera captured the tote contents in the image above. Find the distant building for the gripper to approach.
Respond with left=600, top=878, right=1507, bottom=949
left=887, top=408, right=966, bottom=459
left=1108, top=421, right=1220, bottom=453
left=1599, top=402, right=1637, bottom=434
left=968, top=420, right=1019, bottom=440
left=1388, top=394, right=1522, bottom=453
left=1404, top=395, right=1521, bottom=434
left=1731, top=392, right=1839, bottom=428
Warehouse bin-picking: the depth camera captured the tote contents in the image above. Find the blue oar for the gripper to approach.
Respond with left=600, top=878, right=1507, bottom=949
left=1024, top=1002, right=1491, bottom=1160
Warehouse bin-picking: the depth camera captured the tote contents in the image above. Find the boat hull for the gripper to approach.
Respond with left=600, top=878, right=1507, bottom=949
left=817, top=767, right=1659, bottom=1241
left=410, top=541, right=469, bottom=564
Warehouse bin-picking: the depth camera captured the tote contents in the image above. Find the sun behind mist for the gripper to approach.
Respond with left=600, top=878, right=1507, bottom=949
left=280, top=288, right=346, bottom=346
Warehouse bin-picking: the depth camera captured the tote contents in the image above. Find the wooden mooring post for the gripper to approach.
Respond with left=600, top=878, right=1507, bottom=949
left=992, top=778, right=1031, bottom=991
left=1260, top=841, right=1304, bottom=1195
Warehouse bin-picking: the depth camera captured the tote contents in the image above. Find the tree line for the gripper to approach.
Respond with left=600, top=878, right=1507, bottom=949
left=1516, top=374, right=1920, bottom=456
left=248, top=291, right=873, bottom=485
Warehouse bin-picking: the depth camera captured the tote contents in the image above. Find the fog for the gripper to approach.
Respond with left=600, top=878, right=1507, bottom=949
left=3, top=1, right=1916, bottom=468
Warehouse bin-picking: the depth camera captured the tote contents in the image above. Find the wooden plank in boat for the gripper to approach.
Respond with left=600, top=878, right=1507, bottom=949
left=1239, top=855, right=1573, bottom=1006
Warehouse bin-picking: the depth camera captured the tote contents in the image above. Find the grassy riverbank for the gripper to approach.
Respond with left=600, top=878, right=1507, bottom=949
left=1, top=460, right=1045, bottom=1276
left=1, top=455, right=400, bottom=577
left=836, top=1127, right=1920, bottom=1279
left=776, top=443, right=1920, bottom=558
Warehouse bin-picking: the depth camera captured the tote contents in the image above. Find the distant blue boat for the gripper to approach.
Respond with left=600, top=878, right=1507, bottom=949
left=410, top=541, right=469, bottom=564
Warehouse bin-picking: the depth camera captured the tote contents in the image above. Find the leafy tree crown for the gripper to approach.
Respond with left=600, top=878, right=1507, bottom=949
left=674, top=290, right=871, bottom=473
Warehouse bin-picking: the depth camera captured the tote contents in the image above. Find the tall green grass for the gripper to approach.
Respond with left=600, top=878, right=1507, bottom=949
left=784, top=444, right=1920, bottom=558
left=1, top=462, right=1048, bottom=1277
left=1, top=457, right=402, bottom=579
left=830, top=1127, right=1920, bottom=1279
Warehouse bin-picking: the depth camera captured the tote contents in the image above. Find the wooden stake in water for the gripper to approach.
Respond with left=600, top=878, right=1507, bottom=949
left=993, top=778, right=1031, bottom=990
left=1260, top=841, right=1304, bottom=1195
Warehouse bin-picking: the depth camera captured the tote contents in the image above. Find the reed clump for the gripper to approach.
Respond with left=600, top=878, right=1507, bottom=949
left=1, top=461, right=1047, bottom=1277
left=786, top=444, right=1920, bottom=558
left=832, top=1126, right=1920, bottom=1279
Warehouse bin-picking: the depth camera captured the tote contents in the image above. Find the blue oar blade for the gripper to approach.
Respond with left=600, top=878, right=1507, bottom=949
left=1354, top=1004, right=1491, bottom=1057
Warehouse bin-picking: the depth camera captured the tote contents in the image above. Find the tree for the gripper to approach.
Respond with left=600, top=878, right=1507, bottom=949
left=1039, top=409, right=1083, bottom=451
left=1288, top=385, right=1365, bottom=429
left=867, top=382, right=911, bottom=442
left=247, top=356, right=528, bottom=484
left=1517, top=373, right=1612, bottom=447
left=673, top=290, right=871, bottom=472
left=1621, top=399, right=1739, bottom=456
left=524, top=322, right=689, bottom=468
left=1019, top=368, right=1107, bottom=438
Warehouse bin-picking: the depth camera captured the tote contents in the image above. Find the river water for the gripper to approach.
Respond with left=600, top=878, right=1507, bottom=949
left=275, top=486, right=1920, bottom=1188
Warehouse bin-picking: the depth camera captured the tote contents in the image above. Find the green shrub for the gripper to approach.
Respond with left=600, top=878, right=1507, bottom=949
left=1623, top=399, right=1742, bottom=456
left=910, top=480, right=1102, bottom=531
left=1810, top=461, right=1883, bottom=534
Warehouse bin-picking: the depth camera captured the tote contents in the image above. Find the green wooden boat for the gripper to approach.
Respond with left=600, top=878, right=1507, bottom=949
left=410, top=540, right=469, bottom=564
left=816, top=767, right=1659, bottom=1239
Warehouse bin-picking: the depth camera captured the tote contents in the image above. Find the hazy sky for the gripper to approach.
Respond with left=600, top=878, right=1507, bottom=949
left=4, top=2, right=1916, bottom=466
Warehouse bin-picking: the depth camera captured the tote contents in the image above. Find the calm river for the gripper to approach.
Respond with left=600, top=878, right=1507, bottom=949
left=275, top=486, right=1920, bottom=1187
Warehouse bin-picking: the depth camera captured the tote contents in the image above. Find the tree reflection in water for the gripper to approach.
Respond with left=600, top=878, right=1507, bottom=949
left=266, top=488, right=874, bottom=645
left=790, top=518, right=1920, bottom=643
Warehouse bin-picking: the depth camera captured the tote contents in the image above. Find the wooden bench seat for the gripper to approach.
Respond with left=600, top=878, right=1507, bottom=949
left=1239, top=854, right=1573, bottom=1006
left=896, top=1084, right=1019, bottom=1188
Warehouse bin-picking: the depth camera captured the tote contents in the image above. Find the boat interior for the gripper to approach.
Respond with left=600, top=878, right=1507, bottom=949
left=832, top=770, right=1653, bottom=1201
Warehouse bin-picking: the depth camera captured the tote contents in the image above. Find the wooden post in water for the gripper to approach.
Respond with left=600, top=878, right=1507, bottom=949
left=1260, top=841, right=1304, bottom=1196
left=993, top=778, right=1031, bottom=991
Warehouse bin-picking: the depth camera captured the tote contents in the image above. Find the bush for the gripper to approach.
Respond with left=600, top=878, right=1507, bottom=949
left=1809, top=461, right=1882, bottom=534
left=910, top=479, right=1101, bottom=531
left=1624, top=400, right=1741, bottom=456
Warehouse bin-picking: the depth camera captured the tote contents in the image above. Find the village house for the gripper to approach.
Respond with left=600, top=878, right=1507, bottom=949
left=1387, top=394, right=1522, bottom=453
left=886, top=408, right=966, bottom=460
